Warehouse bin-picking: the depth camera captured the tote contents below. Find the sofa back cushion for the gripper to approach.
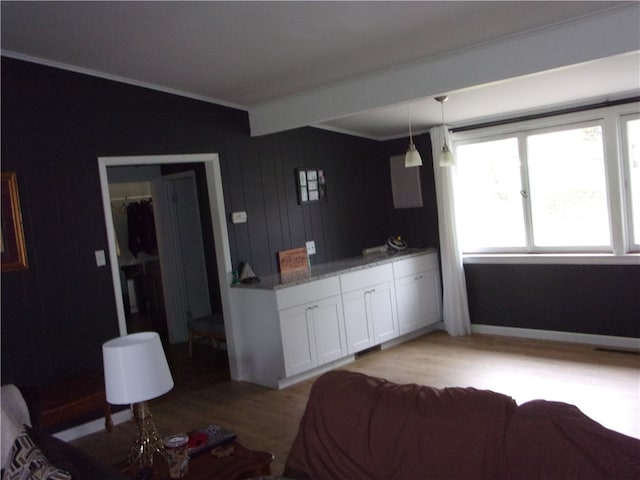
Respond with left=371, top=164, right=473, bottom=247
left=284, top=370, right=517, bottom=480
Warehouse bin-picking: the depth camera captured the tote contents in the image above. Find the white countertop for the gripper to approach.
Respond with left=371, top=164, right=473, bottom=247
left=232, top=248, right=438, bottom=290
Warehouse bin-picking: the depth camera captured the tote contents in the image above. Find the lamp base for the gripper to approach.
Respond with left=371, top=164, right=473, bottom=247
left=128, top=401, right=166, bottom=467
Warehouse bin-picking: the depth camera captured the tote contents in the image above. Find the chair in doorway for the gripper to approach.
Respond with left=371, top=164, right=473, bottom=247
left=187, top=315, right=226, bottom=358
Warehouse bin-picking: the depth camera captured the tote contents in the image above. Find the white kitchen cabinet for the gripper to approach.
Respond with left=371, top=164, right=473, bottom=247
left=230, top=250, right=440, bottom=389
left=279, top=303, right=315, bottom=376
left=277, top=277, right=347, bottom=377
left=341, top=264, right=398, bottom=353
left=393, top=253, right=442, bottom=335
left=309, top=295, right=347, bottom=364
left=279, top=294, right=347, bottom=376
left=368, top=282, right=399, bottom=343
left=341, top=289, right=372, bottom=352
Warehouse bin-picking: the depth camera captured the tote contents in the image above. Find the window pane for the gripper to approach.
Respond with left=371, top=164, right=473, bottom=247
left=527, top=126, right=610, bottom=247
left=626, top=118, right=640, bottom=245
left=456, top=138, right=526, bottom=250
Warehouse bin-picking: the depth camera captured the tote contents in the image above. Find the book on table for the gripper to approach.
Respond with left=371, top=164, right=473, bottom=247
left=187, top=424, right=237, bottom=457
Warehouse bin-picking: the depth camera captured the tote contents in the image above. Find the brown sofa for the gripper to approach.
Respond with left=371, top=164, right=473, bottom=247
left=283, top=370, right=640, bottom=480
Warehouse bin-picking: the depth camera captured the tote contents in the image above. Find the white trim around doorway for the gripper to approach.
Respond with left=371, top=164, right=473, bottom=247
left=97, top=153, right=239, bottom=380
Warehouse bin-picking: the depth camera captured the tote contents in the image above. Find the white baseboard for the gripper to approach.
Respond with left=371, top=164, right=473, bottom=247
left=276, top=355, right=356, bottom=390
left=471, top=324, right=640, bottom=351
left=53, top=409, right=130, bottom=442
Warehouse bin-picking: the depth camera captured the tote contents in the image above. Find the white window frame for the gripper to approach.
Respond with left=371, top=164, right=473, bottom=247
left=452, top=103, right=640, bottom=265
left=619, top=112, right=640, bottom=253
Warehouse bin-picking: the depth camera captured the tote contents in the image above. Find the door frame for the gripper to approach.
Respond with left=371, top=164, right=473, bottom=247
left=97, top=153, right=239, bottom=379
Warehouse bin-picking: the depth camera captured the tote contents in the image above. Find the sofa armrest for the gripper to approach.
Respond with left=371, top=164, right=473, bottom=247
left=499, top=400, right=640, bottom=480
left=28, top=426, right=129, bottom=480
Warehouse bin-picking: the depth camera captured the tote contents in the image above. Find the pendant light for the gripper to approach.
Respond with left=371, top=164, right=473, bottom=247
left=404, top=105, right=422, bottom=168
left=435, top=96, right=454, bottom=167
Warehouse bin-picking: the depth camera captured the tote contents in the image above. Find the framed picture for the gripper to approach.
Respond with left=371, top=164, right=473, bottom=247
left=296, top=168, right=326, bottom=204
left=1, top=172, right=28, bottom=272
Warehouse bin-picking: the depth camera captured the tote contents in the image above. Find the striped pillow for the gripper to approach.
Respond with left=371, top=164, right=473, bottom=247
left=2, top=427, right=71, bottom=480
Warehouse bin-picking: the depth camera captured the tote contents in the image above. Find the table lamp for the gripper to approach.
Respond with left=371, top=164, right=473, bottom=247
left=103, top=331, right=174, bottom=467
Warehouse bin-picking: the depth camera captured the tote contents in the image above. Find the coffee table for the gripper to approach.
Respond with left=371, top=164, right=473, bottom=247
left=124, top=441, right=273, bottom=480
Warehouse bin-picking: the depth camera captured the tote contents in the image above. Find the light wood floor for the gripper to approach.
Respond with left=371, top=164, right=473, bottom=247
left=71, top=331, right=640, bottom=475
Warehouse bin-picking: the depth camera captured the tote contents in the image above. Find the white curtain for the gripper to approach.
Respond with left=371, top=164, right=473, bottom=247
left=430, top=125, right=471, bottom=336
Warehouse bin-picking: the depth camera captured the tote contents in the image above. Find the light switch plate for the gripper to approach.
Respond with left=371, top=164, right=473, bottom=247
left=95, top=250, right=107, bottom=267
left=306, top=241, right=316, bottom=256
left=231, top=211, right=247, bottom=223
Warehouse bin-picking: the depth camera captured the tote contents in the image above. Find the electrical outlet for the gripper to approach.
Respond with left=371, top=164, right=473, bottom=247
left=306, top=241, right=316, bottom=256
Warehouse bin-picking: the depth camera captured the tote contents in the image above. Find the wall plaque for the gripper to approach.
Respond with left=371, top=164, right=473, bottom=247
left=278, top=247, right=308, bottom=273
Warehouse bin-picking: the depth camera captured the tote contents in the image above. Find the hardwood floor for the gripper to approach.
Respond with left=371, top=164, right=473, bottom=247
left=71, top=331, right=640, bottom=475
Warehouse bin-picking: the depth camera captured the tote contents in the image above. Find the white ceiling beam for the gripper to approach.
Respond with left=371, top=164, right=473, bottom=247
left=248, top=4, right=640, bottom=137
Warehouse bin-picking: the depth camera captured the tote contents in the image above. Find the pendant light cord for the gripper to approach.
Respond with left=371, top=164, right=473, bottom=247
left=440, top=101, right=446, bottom=145
left=438, top=98, right=448, bottom=146
left=408, top=106, right=414, bottom=143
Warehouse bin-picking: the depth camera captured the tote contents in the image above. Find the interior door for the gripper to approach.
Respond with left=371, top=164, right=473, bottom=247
left=152, top=171, right=212, bottom=343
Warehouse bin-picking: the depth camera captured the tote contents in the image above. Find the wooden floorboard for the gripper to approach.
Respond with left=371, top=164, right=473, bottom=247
left=70, top=331, right=640, bottom=475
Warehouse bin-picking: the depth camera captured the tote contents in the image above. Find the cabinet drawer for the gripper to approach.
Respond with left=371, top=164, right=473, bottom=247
left=276, top=276, right=341, bottom=310
left=340, top=264, right=393, bottom=292
left=393, top=253, right=438, bottom=278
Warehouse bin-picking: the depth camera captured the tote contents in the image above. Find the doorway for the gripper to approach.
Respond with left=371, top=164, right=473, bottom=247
left=98, top=154, right=240, bottom=382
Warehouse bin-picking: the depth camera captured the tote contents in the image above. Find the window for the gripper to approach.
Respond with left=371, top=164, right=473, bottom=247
left=622, top=114, right=640, bottom=250
left=526, top=125, right=609, bottom=248
left=453, top=105, right=639, bottom=256
left=456, top=138, right=525, bottom=250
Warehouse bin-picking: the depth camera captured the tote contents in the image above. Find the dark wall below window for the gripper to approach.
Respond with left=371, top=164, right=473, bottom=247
left=465, top=263, right=640, bottom=337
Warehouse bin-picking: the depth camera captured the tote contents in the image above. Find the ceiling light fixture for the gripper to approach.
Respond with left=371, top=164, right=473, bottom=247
left=404, top=106, right=422, bottom=168
left=435, top=96, right=454, bottom=167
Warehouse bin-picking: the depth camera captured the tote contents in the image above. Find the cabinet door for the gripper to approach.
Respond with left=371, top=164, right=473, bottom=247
left=367, top=280, right=398, bottom=344
left=311, top=295, right=347, bottom=365
left=280, top=304, right=317, bottom=377
left=342, top=288, right=373, bottom=354
left=395, top=269, right=441, bottom=335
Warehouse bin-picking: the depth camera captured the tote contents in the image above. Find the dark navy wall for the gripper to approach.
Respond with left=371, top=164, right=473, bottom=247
left=3, top=56, right=636, bottom=390
left=1, top=57, right=438, bottom=386
left=465, top=263, right=640, bottom=337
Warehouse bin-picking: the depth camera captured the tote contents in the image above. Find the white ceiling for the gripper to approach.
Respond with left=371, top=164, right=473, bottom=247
left=2, top=1, right=639, bottom=140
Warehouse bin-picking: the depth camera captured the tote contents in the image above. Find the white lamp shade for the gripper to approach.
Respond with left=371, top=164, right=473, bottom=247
left=103, top=332, right=174, bottom=405
left=405, top=143, right=423, bottom=167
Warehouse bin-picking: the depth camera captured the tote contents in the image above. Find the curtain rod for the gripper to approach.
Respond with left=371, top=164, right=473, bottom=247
left=451, top=96, right=640, bottom=133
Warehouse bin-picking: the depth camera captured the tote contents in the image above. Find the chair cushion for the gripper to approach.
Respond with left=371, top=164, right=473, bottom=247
left=188, top=315, right=224, bottom=333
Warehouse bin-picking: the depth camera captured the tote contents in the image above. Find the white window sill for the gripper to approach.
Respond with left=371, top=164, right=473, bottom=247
left=463, top=253, right=640, bottom=265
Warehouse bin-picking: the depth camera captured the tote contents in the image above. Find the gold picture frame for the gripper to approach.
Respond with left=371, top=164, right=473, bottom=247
left=1, top=172, right=28, bottom=272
